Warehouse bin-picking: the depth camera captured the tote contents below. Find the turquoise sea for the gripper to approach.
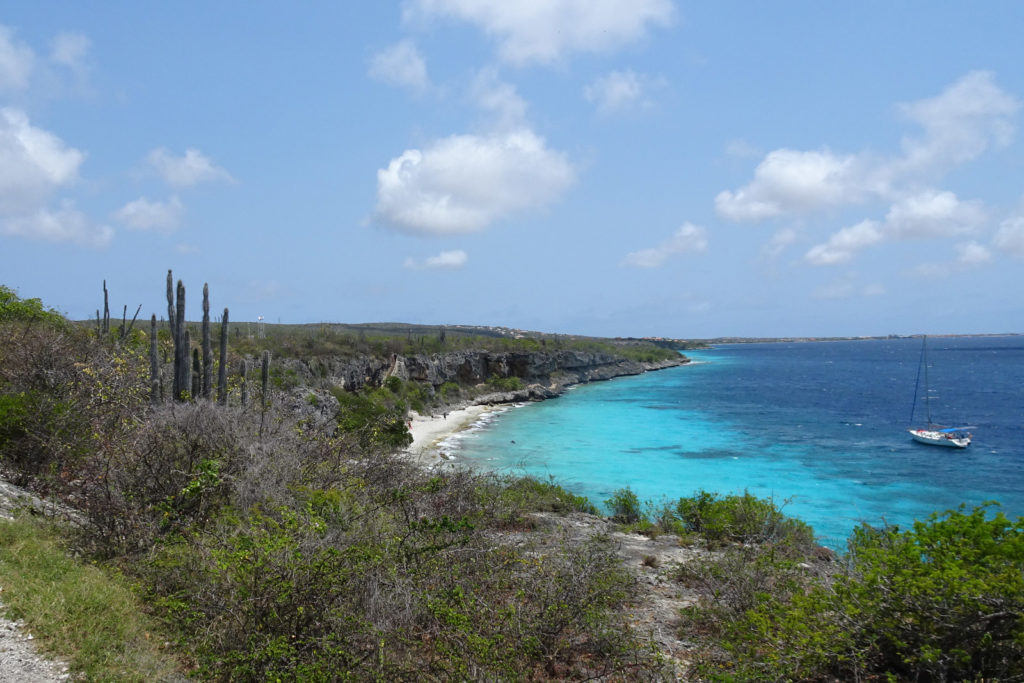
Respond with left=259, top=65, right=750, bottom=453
left=446, top=336, right=1024, bottom=550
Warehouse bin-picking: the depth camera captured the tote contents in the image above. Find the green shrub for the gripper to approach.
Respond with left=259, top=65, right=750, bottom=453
left=710, top=503, right=1024, bottom=681
left=0, top=284, right=64, bottom=325
left=439, top=381, right=460, bottom=402
left=488, top=375, right=524, bottom=392
left=675, top=490, right=815, bottom=551
left=497, top=476, right=598, bottom=516
left=329, top=385, right=411, bottom=449
left=606, top=487, right=645, bottom=525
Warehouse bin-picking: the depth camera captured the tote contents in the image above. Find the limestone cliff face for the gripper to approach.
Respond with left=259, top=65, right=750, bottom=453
left=280, top=349, right=687, bottom=399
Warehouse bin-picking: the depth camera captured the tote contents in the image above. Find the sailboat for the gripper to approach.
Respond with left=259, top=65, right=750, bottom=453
left=908, top=335, right=972, bottom=448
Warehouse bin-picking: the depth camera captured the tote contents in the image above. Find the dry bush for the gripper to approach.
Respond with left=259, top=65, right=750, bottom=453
left=0, top=322, right=147, bottom=488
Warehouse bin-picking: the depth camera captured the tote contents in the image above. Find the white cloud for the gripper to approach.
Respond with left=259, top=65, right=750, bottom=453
left=368, top=40, right=429, bottom=92
left=806, top=189, right=983, bottom=266
left=956, top=240, right=991, bottom=266
left=113, top=195, right=183, bottom=231
left=584, top=70, right=658, bottom=114
left=622, top=223, right=708, bottom=268
left=175, top=243, right=201, bottom=255
left=1, top=200, right=112, bottom=248
left=896, top=71, right=1020, bottom=173
left=148, top=147, right=235, bottom=187
left=717, top=73, right=1019, bottom=225
left=885, top=189, right=984, bottom=238
left=715, top=148, right=868, bottom=221
left=49, top=32, right=91, bottom=74
left=375, top=128, right=575, bottom=234
left=805, top=220, right=883, bottom=266
left=0, top=25, right=34, bottom=92
left=405, top=0, right=674, bottom=66
left=404, top=249, right=468, bottom=270
left=993, top=215, right=1024, bottom=258
left=761, top=227, right=796, bottom=259
left=912, top=240, right=992, bottom=279
left=0, top=107, right=84, bottom=215
left=472, top=68, right=527, bottom=129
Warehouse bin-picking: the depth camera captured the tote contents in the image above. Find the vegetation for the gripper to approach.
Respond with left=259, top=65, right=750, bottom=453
left=2, top=282, right=1023, bottom=681
left=0, top=284, right=65, bottom=325
left=0, top=514, right=182, bottom=681
left=0, top=283, right=664, bottom=680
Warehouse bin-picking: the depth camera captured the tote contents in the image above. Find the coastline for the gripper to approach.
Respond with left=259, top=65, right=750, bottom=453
left=405, top=404, right=512, bottom=467
left=402, top=357, right=689, bottom=468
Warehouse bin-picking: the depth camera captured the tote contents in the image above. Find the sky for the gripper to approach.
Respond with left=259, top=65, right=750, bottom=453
left=2, top=2, right=1023, bottom=339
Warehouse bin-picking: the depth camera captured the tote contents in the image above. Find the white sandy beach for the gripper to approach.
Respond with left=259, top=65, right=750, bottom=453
left=405, top=404, right=505, bottom=467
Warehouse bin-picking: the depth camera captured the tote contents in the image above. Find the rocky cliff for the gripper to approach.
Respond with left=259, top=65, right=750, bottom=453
left=279, top=349, right=688, bottom=404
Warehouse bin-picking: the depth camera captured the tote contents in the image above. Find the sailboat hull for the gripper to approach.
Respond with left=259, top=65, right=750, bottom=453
left=909, top=429, right=970, bottom=448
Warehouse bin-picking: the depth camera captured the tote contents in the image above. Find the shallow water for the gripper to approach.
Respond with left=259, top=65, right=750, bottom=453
left=448, top=336, right=1024, bottom=549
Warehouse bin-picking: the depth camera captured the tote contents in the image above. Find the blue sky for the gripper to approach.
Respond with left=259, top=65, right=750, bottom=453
left=2, top=2, right=1023, bottom=338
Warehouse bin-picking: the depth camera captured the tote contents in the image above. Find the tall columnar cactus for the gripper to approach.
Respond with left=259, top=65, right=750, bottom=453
left=217, top=308, right=229, bottom=405
left=102, top=280, right=110, bottom=334
left=240, top=359, right=248, bottom=407
left=166, top=270, right=176, bottom=340
left=174, top=281, right=188, bottom=401
left=202, top=283, right=212, bottom=398
left=191, top=348, right=201, bottom=400
left=149, top=314, right=159, bottom=405
left=182, top=328, right=192, bottom=400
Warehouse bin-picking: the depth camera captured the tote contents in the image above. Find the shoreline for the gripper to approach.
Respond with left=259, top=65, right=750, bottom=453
left=404, top=404, right=513, bottom=467
left=402, top=357, right=690, bottom=468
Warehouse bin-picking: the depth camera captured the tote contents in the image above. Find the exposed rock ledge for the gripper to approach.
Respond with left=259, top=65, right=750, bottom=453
left=280, top=349, right=688, bottom=401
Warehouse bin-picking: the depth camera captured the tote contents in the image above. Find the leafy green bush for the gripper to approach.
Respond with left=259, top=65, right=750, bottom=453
left=438, top=381, right=460, bottom=403
left=488, top=375, right=524, bottom=392
left=675, top=489, right=815, bottom=551
left=329, top=385, right=411, bottom=449
left=496, top=476, right=598, bottom=516
left=0, top=284, right=64, bottom=325
left=606, top=487, right=645, bottom=524
left=709, top=503, right=1024, bottom=681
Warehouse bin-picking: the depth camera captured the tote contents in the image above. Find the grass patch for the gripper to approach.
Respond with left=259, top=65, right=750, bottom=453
left=0, top=514, right=184, bottom=682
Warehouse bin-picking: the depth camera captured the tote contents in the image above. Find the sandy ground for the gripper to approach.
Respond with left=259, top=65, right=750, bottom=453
left=404, top=404, right=508, bottom=467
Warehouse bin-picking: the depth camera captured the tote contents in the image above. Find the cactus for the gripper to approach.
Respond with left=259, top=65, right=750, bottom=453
left=174, top=281, right=188, bottom=401
left=182, top=328, right=191, bottom=400
left=191, top=347, right=201, bottom=400
left=240, top=359, right=248, bottom=406
left=202, top=284, right=212, bottom=398
left=102, top=280, right=109, bottom=334
left=149, top=314, right=159, bottom=405
left=166, top=270, right=175, bottom=340
left=217, top=308, right=229, bottom=404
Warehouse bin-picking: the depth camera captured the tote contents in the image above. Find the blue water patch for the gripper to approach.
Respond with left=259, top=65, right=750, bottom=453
left=453, top=337, right=1024, bottom=550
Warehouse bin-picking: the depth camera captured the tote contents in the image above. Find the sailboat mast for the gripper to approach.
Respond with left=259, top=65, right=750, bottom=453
left=923, top=335, right=932, bottom=425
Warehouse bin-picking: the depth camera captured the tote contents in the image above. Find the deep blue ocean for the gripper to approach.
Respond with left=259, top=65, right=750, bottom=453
left=446, top=336, right=1024, bottom=550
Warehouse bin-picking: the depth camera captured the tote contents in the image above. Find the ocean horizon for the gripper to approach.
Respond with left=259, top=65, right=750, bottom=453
left=444, top=335, right=1024, bottom=550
